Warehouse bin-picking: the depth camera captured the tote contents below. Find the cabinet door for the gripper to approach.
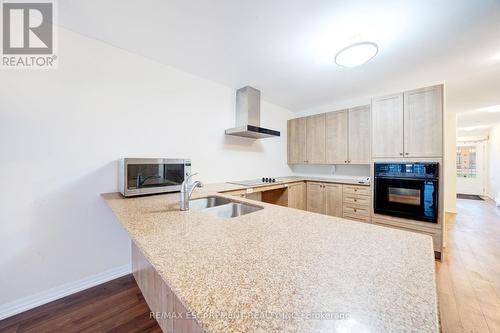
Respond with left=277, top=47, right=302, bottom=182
left=287, top=117, right=307, bottom=164
left=325, top=184, right=343, bottom=217
left=306, top=182, right=325, bottom=214
left=348, top=105, right=371, bottom=164
left=325, top=110, right=348, bottom=164
left=306, top=114, right=326, bottom=164
left=372, top=94, right=404, bottom=158
left=404, top=85, right=443, bottom=157
left=287, top=182, right=306, bottom=210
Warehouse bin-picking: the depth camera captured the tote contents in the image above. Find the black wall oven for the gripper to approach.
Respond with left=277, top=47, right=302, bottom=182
left=374, top=162, right=439, bottom=223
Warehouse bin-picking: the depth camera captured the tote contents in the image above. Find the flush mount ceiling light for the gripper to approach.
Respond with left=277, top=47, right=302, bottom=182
left=335, top=42, right=378, bottom=68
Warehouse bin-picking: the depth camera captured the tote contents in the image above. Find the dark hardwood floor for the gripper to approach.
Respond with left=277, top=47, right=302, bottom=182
left=2, top=198, right=499, bottom=333
left=0, top=275, right=161, bottom=333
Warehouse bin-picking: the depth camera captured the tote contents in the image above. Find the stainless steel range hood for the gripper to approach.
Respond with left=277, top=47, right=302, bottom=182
left=225, top=86, right=280, bottom=139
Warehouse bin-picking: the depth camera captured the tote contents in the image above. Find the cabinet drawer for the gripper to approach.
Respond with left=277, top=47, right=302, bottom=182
left=343, top=195, right=370, bottom=207
left=343, top=213, right=371, bottom=223
left=343, top=205, right=370, bottom=217
left=342, top=185, right=370, bottom=196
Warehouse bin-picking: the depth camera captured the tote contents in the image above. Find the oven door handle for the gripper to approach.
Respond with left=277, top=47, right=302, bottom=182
left=374, top=176, right=438, bottom=181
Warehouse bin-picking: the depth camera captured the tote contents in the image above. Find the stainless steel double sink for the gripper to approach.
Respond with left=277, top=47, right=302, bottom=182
left=189, top=196, right=262, bottom=218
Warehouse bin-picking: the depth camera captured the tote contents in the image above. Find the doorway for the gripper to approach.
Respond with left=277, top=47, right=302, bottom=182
left=456, top=140, right=487, bottom=196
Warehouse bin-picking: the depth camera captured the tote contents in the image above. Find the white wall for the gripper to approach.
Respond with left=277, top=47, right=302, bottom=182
left=0, top=27, right=293, bottom=311
left=444, top=112, right=457, bottom=213
left=488, top=124, right=500, bottom=201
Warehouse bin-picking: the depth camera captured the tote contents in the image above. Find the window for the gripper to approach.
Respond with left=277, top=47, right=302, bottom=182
left=456, top=146, right=477, bottom=178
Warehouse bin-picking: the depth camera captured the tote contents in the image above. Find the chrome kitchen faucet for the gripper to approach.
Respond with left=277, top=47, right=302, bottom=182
left=180, top=173, right=203, bottom=211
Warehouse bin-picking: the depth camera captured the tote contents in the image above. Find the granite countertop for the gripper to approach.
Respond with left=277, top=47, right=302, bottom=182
left=212, top=176, right=371, bottom=194
left=102, top=183, right=438, bottom=333
left=277, top=176, right=371, bottom=186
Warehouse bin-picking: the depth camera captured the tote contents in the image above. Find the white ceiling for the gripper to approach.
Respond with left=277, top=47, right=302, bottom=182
left=457, top=105, right=500, bottom=136
left=58, top=0, right=500, bottom=113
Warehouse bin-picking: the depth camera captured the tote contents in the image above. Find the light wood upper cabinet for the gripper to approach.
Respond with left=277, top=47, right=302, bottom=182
left=325, top=110, right=348, bottom=164
left=325, top=184, right=343, bottom=217
left=287, top=117, right=307, bottom=164
left=404, top=85, right=443, bottom=157
left=287, top=182, right=306, bottom=210
left=306, top=182, right=325, bottom=214
left=348, top=105, right=371, bottom=164
left=306, top=114, right=326, bottom=164
left=288, top=106, right=371, bottom=165
left=372, top=94, right=404, bottom=158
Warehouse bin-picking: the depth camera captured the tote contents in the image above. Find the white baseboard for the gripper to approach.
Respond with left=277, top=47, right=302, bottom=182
left=0, top=263, right=132, bottom=321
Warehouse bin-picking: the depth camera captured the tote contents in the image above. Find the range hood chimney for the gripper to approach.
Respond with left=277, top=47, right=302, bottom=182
left=225, top=86, right=280, bottom=139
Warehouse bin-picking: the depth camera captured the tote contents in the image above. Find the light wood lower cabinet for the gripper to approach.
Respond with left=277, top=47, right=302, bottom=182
left=132, top=241, right=204, bottom=333
left=325, top=184, right=343, bottom=217
left=287, top=182, right=306, bottom=210
left=342, top=184, right=371, bottom=223
left=306, top=182, right=325, bottom=214
left=306, top=182, right=343, bottom=217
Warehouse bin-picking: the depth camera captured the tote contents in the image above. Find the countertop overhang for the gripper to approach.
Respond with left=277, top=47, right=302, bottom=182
left=102, top=179, right=438, bottom=333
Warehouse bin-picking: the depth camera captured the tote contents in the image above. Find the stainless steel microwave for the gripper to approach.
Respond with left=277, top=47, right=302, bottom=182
left=119, top=158, right=191, bottom=197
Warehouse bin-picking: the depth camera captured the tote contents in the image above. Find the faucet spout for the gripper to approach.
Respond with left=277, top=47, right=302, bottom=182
left=180, top=173, right=203, bottom=211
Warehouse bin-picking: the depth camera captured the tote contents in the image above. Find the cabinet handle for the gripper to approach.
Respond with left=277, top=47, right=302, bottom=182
left=354, top=189, right=357, bottom=192
left=399, top=153, right=403, bottom=156
left=354, top=199, right=357, bottom=202
left=405, top=153, right=409, bottom=156
left=354, top=209, right=357, bottom=212
left=344, top=160, right=347, bottom=163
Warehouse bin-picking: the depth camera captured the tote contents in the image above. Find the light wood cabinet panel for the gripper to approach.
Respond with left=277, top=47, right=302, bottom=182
left=306, top=182, right=325, bottom=214
left=343, top=213, right=371, bottom=223
left=287, top=117, right=307, bottom=164
left=348, top=105, right=371, bottom=164
left=306, top=114, right=326, bottom=164
left=325, top=184, right=343, bottom=217
left=343, top=185, right=370, bottom=196
left=132, top=241, right=204, bottom=333
left=325, top=110, right=348, bottom=164
left=372, top=94, right=404, bottom=158
left=342, top=184, right=371, bottom=223
left=343, top=205, right=370, bottom=217
left=404, top=85, right=443, bottom=157
left=287, top=182, right=306, bottom=210
left=343, top=195, right=370, bottom=207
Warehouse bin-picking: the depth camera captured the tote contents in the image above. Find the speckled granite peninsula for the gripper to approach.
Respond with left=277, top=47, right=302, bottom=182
left=102, top=179, right=439, bottom=333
